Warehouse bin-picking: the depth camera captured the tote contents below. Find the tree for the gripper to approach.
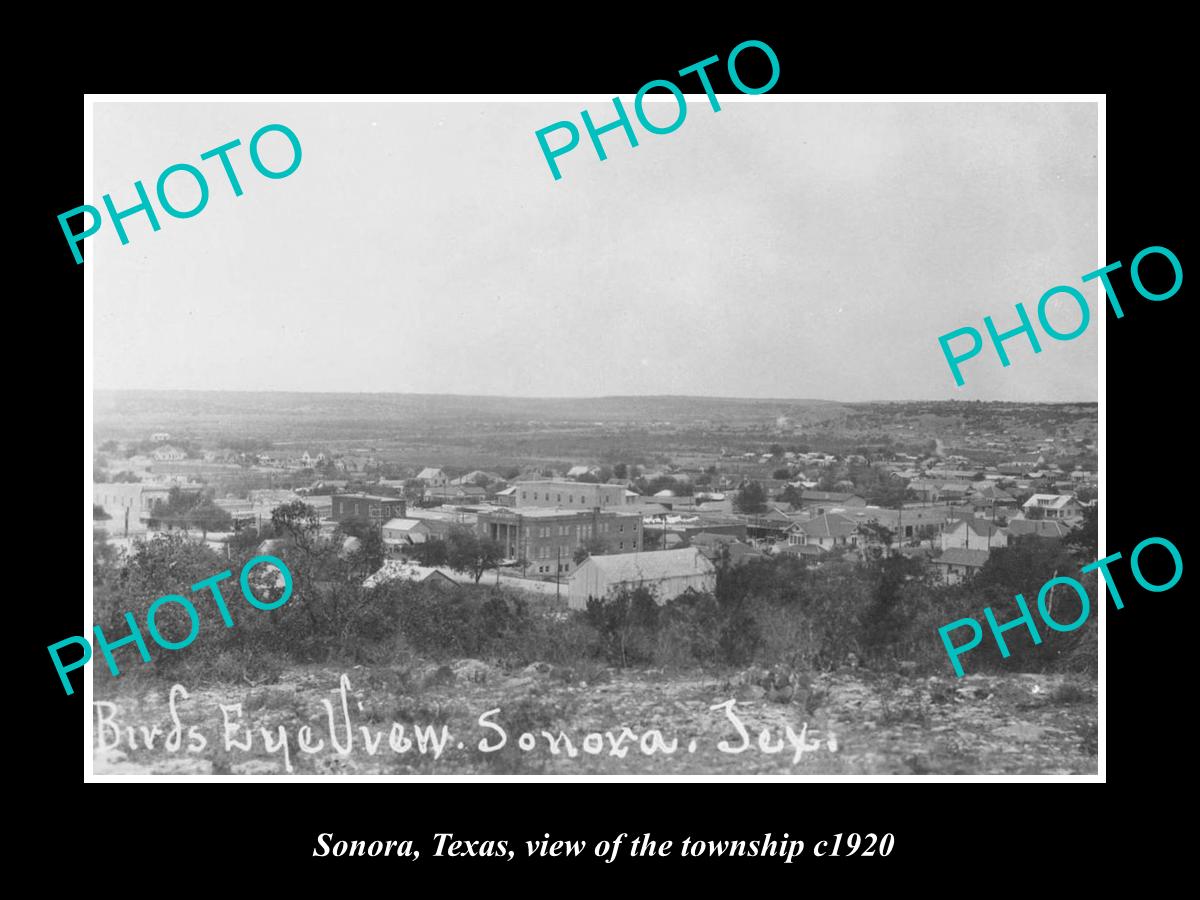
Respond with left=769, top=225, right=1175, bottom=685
left=187, top=496, right=233, bottom=538
left=93, top=504, right=111, bottom=521
left=857, top=522, right=895, bottom=560
left=736, top=481, right=767, bottom=514
left=336, top=516, right=385, bottom=572
left=773, top=467, right=791, bottom=481
left=768, top=444, right=784, bottom=458
left=779, top=484, right=804, bottom=507
left=613, top=463, right=628, bottom=480
left=586, top=586, right=660, bottom=666
left=572, top=535, right=608, bottom=565
left=445, top=527, right=504, bottom=583
left=271, top=500, right=322, bottom=554
left=150, top=486, right=199, bottom=531
left=1062, top=505, right=1098, bottom=562
left=411, top=537, right=450, bottom=567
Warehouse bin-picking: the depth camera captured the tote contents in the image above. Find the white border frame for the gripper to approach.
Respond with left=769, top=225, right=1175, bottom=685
left=82, top=92, right=1106, bottom=783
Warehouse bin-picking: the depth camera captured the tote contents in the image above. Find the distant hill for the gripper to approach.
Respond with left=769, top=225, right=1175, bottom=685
left=93, top=390, right=853, bottom=442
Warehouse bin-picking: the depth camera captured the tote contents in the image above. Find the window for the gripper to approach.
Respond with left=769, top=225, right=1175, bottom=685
left=619, top=524, right=624, bottom=532
left=569, top=495, right=574, bottom=503
left=533, top=492, right=539, bottom=500
left=619, top=541, right=624, bottom=550
left=522, top=492, right=527, bottom=499
left=557, top=494, right=562, bottom=502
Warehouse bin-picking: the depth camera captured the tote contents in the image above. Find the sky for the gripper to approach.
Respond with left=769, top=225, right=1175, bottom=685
left=92, top=100, right=1098, bottom=402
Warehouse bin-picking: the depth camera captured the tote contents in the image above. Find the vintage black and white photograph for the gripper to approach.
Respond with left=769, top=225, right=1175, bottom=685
left=87, top=98, right=1099, bottom=776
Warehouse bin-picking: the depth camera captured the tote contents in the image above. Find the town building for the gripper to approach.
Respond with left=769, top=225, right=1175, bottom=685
left=1006, top=518, right=1074, bottom=539
left=691, top=532, right=766, bottom=567
left=931, top=548, right=991, bottom=584
left=381, top=518, right=433, bottom=552
left=785, top=513, right=861, bottom=551
left=93, top=482, right=200, bottom=535
left=152, top=444, right=186, bottom=462
left=514, top=480, right=638, bottom=510
left=968, top=484, right=1018, bottom=517
left=330, top=493, right=407, bottom=524
left=940, top=518, right=1009, bottom=552
left=798, top=491, right=866, bottom=515
left=363, top=560, right=461, bottom=589
left=477, top=507, right=643, bottom=576
left=1021, top=494, right=1080, bottom=519
left=567, top=547, right=716, bottom=610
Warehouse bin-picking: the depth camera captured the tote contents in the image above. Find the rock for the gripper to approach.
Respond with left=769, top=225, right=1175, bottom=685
left=994, top=722, right=1047, bottom=742
left=421, top=665, right=456, bottom=688
left=523, top=662, right=553, bottom=675
left=233, top=759, right=285, bottom=775
left=452, top=659, right=492, bottom=683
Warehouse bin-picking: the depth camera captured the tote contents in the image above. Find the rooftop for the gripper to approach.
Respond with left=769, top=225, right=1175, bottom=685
left=578, top=547, right=715, bottom=582
left=933, top=548, right=991, bottom=568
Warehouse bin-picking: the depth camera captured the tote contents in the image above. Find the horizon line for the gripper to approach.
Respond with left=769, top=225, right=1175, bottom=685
left=92, top=388, right=1098, bottom=405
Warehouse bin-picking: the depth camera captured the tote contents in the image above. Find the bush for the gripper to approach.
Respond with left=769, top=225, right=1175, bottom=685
left=92, top=528, right=1100, bottom=686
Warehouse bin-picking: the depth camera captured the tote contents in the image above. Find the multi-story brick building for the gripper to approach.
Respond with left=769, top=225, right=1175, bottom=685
left=477, top=507, right=642, bottom=576
left=331, top=493, right=407, bottom=524
left=514, top=480, right=638, bottom=510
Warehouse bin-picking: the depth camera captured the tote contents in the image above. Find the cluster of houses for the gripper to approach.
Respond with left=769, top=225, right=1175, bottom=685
left=95, top=433, right=1094, bottom=611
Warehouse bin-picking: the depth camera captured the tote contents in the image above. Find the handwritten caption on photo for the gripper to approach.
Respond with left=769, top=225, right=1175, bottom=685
left=938, top=535, right=1182, bottom=677
left=937, top=244, right=1183, bottom=386
left=311, top=831, right=895, bottom=861
left=50, top=554, right=294, bottom=695
left=94, top=674, right=836, bottom=773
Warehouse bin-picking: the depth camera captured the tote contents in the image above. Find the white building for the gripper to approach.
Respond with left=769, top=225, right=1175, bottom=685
left=940, top=518, right=1008, bottom=552
left=516, top=480, right=638, bottom=509
left=567, top=547, right=716, bottom=610
left=381, top=518, right=432, bottom=550
left=1021, top=494, right=1080, bottom=519
left=363, top=560, right=461, bottom=589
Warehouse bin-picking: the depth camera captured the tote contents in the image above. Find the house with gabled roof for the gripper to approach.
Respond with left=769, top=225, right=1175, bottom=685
left=785, top=513, right=861, bottom=551
left=931, top=547, right=991, bottom=584
left=1006, top=518, right=1073, bottom=539
left=941, top=517, right=1008, bottom=552
left=567, top=547, right=715, bottom=610
left=1022, top=493, right=1080, bottom=520
left=798, top=490, right=866, bottom=515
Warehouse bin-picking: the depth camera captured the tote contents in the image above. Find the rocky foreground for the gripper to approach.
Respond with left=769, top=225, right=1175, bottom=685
left=92, top=661, right=1097, bottom=775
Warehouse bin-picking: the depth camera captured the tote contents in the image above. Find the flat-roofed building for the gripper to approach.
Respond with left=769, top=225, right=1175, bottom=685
left=331, top=493, right=406, bottom=524
left=477, top=507, right=643, bottom=576
left=514, top=480, right=638, bottom=510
